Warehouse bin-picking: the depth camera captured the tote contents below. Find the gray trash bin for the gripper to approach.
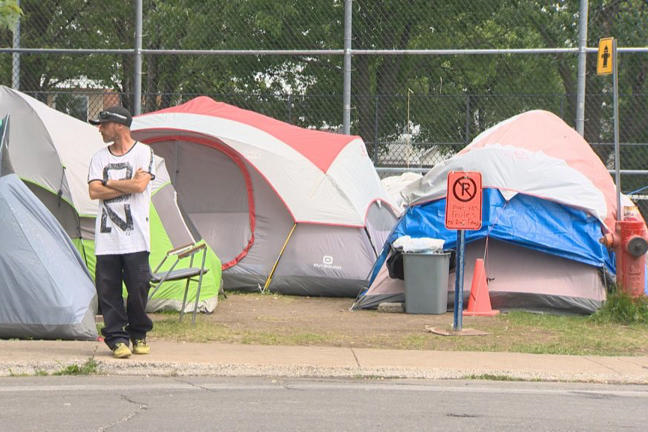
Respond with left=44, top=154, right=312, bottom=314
left=403, top=251, right=450, bottom=314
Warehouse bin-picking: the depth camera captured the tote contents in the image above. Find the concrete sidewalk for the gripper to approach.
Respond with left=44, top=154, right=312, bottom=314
left=1, top=339, right=647, bottom=384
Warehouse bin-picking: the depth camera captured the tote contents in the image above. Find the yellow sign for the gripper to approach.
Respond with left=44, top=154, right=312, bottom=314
left=597, top=37, right=614, bottom=75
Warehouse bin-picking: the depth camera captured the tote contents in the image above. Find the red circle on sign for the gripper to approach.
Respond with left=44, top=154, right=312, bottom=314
left=452, top=177, right=477, bottom=202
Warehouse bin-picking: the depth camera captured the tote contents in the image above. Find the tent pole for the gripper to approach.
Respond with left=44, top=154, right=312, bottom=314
left=364, top=226, right=379, bottom=257
left=262, top=223, right=297, bottom=292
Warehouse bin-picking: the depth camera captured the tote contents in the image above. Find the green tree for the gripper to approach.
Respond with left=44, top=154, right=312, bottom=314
left=0, top=0, right=21, bottom=30
left=3, top=0, right=647, bottom=172
left=0, top=0, right=132, bottom=105
left=351, top=0, right=569, bottom=158
left=140, top=0, right=343, bottom=125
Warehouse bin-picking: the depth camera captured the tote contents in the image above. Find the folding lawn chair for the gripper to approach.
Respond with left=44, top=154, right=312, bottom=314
left=148, top=242, right=209, bottom=324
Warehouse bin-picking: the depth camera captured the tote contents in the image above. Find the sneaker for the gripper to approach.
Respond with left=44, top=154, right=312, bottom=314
left=132, top=339, right=150, bottom=355
left=112, top=342, right=132, bottom=359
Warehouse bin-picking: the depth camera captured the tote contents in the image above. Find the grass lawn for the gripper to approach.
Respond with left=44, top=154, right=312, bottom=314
left=135, top=292, right=648, bottom=357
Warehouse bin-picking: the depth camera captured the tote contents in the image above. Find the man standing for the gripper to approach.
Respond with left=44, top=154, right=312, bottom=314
left=88, top=106, right=155, bottom=359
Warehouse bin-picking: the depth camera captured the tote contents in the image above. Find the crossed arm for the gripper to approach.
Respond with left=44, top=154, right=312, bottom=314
left=88, top=168, right=152, bottom=200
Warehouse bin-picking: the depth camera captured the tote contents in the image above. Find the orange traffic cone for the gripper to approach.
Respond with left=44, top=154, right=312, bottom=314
left=463, top=258, right=499, bottom=316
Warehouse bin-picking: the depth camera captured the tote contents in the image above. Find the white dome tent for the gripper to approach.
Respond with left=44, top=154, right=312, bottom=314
left=132, top=97, right=398, bottom=296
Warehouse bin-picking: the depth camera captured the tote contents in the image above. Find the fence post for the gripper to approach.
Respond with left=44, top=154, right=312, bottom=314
left=133, top=0, right=143, bottom=115
left=575, top=0, right=588, bottom=136
left=11, top=0, right=20, bottom=90
left=612, top=39, right=621, bottom=221
left=343, top=0, right=352, bottom=135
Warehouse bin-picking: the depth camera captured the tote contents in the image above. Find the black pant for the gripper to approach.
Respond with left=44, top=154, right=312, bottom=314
left=96, top=251, right=153, bottom=349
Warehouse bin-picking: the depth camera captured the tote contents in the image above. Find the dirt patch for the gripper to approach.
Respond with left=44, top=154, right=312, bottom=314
left=210, top=293, right=456, bottom=344
left=147, top=292, right=648, bottom=355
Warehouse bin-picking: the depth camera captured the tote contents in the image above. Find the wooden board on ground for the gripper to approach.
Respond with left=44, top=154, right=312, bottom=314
left=425, top=325, right=489, bottom=336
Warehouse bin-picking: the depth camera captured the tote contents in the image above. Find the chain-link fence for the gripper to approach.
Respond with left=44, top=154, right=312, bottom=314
left=2, top=0, right=648, bottom=213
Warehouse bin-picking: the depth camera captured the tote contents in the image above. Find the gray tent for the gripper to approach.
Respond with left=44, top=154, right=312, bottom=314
left=0, top=174, right=98, bottom=340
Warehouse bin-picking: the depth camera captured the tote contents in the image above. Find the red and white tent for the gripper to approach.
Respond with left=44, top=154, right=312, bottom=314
left=132, top=97, right=397, bottom=296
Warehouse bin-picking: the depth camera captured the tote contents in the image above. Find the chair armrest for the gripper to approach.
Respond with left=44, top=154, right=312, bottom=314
left=168, top=242, right=196, bottom=256
left=178, top=243, right=206, bottom=259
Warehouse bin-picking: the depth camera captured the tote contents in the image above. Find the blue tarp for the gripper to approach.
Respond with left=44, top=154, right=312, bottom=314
left=367, top=188, right=615, bottom=289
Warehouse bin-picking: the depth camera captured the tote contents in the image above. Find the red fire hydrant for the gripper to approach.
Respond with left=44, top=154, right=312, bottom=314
left=600, top=218, right=648, bottom=297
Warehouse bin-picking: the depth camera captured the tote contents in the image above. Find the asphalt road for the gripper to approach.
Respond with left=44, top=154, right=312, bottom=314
left=1, top=376, right=647, bottom=431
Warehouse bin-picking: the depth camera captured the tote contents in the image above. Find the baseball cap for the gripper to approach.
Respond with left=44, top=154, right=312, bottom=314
left=89, top=106, right=132, bottom=127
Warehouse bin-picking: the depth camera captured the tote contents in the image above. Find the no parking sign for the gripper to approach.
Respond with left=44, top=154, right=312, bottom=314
left=445, top=171, right=483, bottom=332
left=445, top=171, right=482, bottom=230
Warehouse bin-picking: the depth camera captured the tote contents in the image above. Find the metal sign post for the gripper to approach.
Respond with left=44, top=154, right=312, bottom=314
left=454, top=229, right=466, bottom=331
left=597, top=37, right=621, bottom=220
left=445, top=171, right=483, bottom=332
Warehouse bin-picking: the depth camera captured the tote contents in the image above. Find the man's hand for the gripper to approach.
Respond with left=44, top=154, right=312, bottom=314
left=133, top=168, right=149, bottom=181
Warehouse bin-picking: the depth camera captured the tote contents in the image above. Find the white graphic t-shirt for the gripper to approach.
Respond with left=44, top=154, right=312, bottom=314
left=88, top=142, right=156, bottom=255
